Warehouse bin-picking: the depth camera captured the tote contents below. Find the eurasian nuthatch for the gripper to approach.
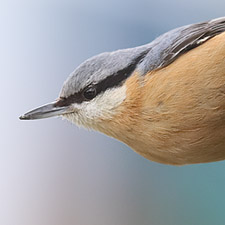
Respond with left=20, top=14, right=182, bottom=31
left=20, top=17, right=225, bottom=165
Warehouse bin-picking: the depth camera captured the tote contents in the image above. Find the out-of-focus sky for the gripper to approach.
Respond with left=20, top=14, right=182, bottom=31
left=1, top=1, right=225, bottom=225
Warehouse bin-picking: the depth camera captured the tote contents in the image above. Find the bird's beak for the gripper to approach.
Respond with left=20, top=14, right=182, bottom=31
left=19, top=101, right=71, bottom=120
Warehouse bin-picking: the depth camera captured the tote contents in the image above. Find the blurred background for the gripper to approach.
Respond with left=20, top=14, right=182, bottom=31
left=1, top=0, right=225, bottom=224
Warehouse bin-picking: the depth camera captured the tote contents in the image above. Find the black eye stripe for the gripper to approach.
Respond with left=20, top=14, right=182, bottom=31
left=54, top=50, right=149, bottom=107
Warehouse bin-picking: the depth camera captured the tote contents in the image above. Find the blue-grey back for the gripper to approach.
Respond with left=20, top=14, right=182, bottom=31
left=60, top=17, right=225, bottom=98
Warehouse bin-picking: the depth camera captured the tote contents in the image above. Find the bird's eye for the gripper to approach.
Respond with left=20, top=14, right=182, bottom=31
left=83, top=86, right=97, bottom=100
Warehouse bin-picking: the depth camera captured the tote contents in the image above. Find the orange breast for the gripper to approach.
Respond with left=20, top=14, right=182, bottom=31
left=99, top=32, right=225, bottom=165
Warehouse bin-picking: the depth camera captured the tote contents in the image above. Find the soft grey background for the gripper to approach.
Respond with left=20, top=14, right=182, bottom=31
left=1, top=0, right=225, bottom=225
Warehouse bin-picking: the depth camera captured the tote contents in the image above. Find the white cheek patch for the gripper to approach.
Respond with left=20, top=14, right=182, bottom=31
left=84, top=85, right=127, bottom=119
left=63, top=85, right=127, bottom=129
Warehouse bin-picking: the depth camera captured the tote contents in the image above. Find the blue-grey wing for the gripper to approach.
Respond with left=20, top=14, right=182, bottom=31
left=138, top=17, right=225, bottom=74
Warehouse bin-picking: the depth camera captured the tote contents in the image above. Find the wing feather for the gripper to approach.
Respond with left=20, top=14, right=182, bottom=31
left=160, top=18, right=225, bottom=68
left=139, top=17, right=225, bottom=73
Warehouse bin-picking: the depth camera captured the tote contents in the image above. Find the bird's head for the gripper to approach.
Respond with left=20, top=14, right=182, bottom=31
left=20, top=46, right=148, bottom=130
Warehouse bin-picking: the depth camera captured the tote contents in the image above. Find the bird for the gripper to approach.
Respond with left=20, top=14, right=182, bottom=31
left=20, top=17, right=225, bottom=165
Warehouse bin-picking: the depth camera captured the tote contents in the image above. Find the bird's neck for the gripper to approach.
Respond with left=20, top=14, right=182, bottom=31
left=96, top=73, right=144, bottom=142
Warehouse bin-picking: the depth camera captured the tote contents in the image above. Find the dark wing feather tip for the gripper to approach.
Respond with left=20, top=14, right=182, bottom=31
left=160, top=18, right=225, bottom=68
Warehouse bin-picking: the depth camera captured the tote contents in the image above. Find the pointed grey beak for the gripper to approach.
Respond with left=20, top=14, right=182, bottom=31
left=19, top=101, right=71, bottom=120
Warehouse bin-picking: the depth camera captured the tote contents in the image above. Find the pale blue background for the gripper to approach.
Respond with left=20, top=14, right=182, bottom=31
left=1, top=0, right=225, bottom=225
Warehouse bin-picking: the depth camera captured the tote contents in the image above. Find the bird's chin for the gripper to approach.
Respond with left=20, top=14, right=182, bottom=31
left=61, top=112, right=83, bottom=127
left=61, top=111, right=99, bottom=130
